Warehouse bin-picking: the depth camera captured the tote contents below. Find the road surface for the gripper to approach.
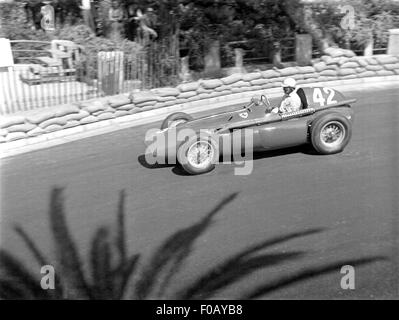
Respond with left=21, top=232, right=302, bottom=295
left=1, top=85, right=398, bottom=299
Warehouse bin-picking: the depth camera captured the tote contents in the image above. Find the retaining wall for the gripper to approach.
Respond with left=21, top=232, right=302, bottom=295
left=1, top=50, right=399, bottom=144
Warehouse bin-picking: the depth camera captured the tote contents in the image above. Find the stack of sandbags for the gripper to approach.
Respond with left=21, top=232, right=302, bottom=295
left=128, top=91, right=159, bottom=111
left=151, top=87, right=181, bottom=108
left=2, top=52, right=399, bottom=145
left=0, top=115, right=29, bottom=142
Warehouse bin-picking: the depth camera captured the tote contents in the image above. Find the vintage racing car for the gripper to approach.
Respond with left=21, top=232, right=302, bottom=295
left=149, top=86, right=356, bottom=175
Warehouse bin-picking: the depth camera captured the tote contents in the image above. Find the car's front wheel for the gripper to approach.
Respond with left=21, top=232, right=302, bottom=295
left=311, top=113, right=352, bottom=154
left=177, top=134, right=219, bottom=175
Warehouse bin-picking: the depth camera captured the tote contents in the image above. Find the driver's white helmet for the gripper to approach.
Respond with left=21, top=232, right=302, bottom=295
left=282, top=77, right=296, bottom=88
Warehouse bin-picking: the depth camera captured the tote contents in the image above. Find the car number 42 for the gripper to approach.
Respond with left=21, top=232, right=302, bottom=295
left=313, top=88, right=337, bottom=106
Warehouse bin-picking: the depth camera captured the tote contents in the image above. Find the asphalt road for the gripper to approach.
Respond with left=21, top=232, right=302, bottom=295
left=1, top=85, right=398, bottom=299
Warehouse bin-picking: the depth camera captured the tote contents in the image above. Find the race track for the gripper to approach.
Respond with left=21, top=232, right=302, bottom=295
left=1, top=85, right=398, bottom=299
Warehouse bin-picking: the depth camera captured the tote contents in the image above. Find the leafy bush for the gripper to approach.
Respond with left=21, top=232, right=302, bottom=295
left=308, top=0, right=399, bottom=52
left=0, top=187, right=387, bottom=299
left=56, top=25, right=142, bottom=81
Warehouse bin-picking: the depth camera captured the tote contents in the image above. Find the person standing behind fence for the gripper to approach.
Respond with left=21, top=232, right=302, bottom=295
left=134, top=7, right=158, bottom=44
left=108, top=0, right=125, bottom=42
left=80, top=0, right=96, bottom=33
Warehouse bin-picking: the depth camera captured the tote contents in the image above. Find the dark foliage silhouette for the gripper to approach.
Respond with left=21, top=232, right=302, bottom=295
left=0, top=187, right=387, bottom=299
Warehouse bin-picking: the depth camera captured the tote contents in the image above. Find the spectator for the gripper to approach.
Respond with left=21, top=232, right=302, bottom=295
left=108, top=0, right=125, bottom=41
left=79, top=0, right=96, bottom=33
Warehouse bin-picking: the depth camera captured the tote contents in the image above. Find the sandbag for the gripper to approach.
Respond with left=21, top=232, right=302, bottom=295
left=27, top=127, right=46, bottom=137
left=350, top=57, right=368, bottom=67
left=338, top=68, right=356, bottom=76
left=324, top=47, right=345, bottom=58
left=177, top=82, right=200, bottom=92
left=366, top=65, right=383, bottom=71
left=343, top=49, right=356, bottom=57
left=297, top=66, right=316, bottom=74
left=54, top=104, right=80, bottom=117
left=231, top=80, right=251, bottom=88
left=62, top=110, right=90, bottom=121
left=108, top=95, right=131, bottom=108
left=250, top=79, right=269, bottom=86
left=376, top=70, right=395, bottom=76
left=197, top=86, right=213, bottom=94
left=320, top=70, right=338, bottom=77
left=151, top=87, right=180, bottom=97
left=221, top=74, right=243, bottom=85
left=200, top=79, right=223, bottom=90
left=357, top=71, right=376, bottom=78
left=6, top=122, right=36, bottom=133
left=129, top=91, right=158, bottom=104
left=383, top=63, right=399, bottom=71
left=136, top=100, right=157, bottom=108
left=114, top=110, right=130, bottom=117
left=81, top=100, right=110, bottom=114
left=375, top=55, right=398, bottom=65
left=365, top=57, right=378, bottom=65
left=340, top=61, right=359, bottom=69
left=116, top=103, right=136, bottom=111
left=45, top=124, right=64, bottom=132
left=25, top=110, right=55, bottom=125
left=279, top=67, right=299, bottom=77
left=64, top=120, right=80, bottom=129
left=215, top=85, right=232, bottom=92
left=261, top=70, right=280, bottom=79
left=156, top=96, right=177, bottom=102
left=177, top=91, right=197, bottom=99
left=242, top=72, right=262, bottom=81
left=39, top=117, right=68, bottom=129
left=96, top=112, right=115, bottom=121
left=5, top=132, right=27, bottom=142
left=313, top=61, right=327, bottom=72
left=80, top=115, right=98, bottom=124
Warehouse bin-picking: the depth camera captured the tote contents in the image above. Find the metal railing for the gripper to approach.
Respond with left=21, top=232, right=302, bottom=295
left=0, top=39, right=180, bottom=115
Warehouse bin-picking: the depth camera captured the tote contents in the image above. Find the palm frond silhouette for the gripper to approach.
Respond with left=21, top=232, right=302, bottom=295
left=0, top=187, right=388, bottom=299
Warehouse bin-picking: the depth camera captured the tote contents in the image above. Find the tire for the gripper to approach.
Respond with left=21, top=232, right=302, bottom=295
left=177, top=133, right=219, bottom=175
left=160, top=112, right=193, bottom=130
left=310, top=112, right=352, bottom=154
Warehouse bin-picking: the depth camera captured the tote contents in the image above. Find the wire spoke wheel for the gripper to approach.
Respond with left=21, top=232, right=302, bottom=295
left=311, top=113, right=352, bottom=155
left=320, top=121, right=345, bottom=148
left=187, top=140, right=214, bottom=170
left=178, top=134, right=218, bottom=174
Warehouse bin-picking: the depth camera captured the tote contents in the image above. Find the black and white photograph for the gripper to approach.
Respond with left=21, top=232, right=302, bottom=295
left=0, top=0, right=398, bottom=306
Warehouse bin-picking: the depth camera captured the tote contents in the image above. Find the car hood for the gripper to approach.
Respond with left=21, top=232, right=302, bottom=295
left=158, top=107, right=244, bottom=133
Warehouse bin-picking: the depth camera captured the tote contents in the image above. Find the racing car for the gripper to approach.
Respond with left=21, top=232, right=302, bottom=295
left=149, top=86, right=356, bottom=175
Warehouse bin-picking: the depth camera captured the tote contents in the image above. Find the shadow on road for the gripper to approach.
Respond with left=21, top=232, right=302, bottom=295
left=0, top=188, right=388, bottom=299
left=138, top=144, right=320, bottom=176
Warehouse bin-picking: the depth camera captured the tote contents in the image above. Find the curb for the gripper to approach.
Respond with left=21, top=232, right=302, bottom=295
left=1, top=75, right=399, bottom=159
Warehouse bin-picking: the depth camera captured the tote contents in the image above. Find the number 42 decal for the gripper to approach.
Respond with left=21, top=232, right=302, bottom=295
left=313, top=88, right=337, bottom=106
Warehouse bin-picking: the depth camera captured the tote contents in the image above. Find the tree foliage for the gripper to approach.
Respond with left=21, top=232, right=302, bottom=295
left=0, top=187, right=387, bottom=299
left=2, top=0, right=399, bottom=71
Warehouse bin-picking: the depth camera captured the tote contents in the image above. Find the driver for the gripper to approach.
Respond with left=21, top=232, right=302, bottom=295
left=272, top=77, right=301, bottom=113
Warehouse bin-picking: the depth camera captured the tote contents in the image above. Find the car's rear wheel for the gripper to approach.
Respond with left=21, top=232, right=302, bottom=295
left=177, top=134, right=219, bottom=175
left=161, top=112, right=193, bottom=130
left=311, top=113, right=352, bottom=154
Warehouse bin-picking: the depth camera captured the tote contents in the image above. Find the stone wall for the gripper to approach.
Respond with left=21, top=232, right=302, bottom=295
left=1, top=52, right=399, bottom=144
